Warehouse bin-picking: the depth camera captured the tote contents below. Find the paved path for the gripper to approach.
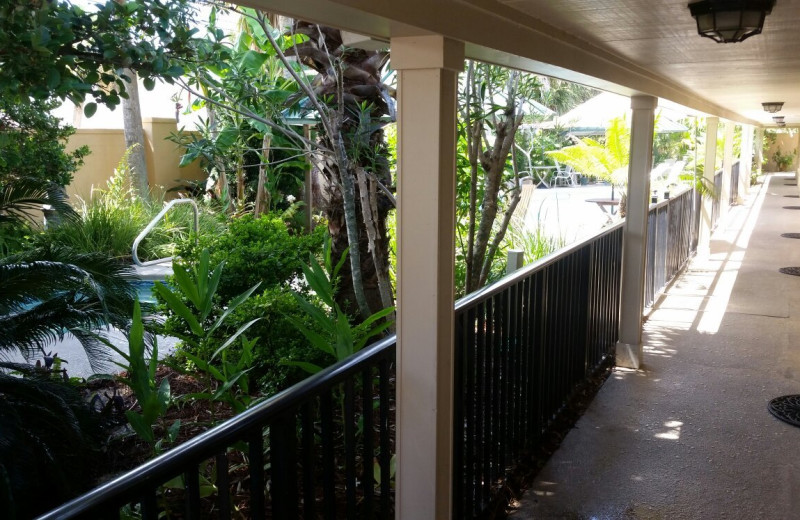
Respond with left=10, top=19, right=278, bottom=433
left=511, top=173, right=800, bottom=519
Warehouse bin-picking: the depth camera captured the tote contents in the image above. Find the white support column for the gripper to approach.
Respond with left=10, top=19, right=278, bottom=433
left=740, top=125, right=754, bottom=199
left=616, top=95, right=656, bottom=370
left=755, top=127, right=765, bottom=176
left=698, top=116, right=719, bottom=255
left=391, top=35, right=463, bottom=520
left=721, top=121, right=735, bottom=221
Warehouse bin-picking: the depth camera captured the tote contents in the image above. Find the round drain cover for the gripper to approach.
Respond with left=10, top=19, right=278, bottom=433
left=785, top=183, right=797, bottom=186
left=781, top=233, right=800, bottom=239
left=769, top=395, right=800, bottom=427
left=783, top=206, right=800, bottom=210
left=785, top=195, right=800, bottom=198
left=779, top=267, right=800, bottom=276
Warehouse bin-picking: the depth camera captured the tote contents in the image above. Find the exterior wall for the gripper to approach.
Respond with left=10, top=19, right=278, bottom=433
left=764, top=131, right=799, bottom=172
left=65, top=118, right=204, bottom=201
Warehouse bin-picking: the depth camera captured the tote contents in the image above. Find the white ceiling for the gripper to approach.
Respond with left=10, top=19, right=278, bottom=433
left=497, top=0, right=800, bottom=127
left=252, top=0, right=800, bottom=127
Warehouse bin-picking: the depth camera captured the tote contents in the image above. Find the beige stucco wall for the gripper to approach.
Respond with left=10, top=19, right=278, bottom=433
left=65, top=118, right=204, bottom=201
left=764, top=131, right=799, bottom=172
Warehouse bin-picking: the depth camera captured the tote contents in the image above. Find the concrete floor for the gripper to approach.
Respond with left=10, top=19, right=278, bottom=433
left=510, top=173, right=800, bottom=519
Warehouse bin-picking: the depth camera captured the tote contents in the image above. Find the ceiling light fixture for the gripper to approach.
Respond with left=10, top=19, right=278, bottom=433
left=689, top=0, right=776, bottom=43
left=763, top=101, right=785, bottom=113
left=773, top=116, right=785, bottom=123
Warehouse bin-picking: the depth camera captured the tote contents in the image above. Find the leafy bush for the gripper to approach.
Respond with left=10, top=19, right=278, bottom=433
left=0, top=374, right=100, bottom=519
left=178, top=213, right=324, bottom=300
left=39, top=149, right=225, bottom=262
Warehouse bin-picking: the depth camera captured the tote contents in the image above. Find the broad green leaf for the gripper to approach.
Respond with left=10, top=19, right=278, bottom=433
left=208, top=283, right=260, bottom=335
left=281, top=360, right=323, bottom=374
left=84, top=102, right=97, bottom=118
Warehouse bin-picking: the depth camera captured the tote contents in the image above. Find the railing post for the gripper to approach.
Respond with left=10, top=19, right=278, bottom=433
left=697, top=116, right=719, bottom=256
left=391, top=34, right=464, bottom=520
left=507, top=249, right=524, bottom=274
left=616, top=95, right=656, bottom=369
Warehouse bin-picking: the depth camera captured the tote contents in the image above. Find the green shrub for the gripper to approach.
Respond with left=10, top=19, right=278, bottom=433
left=162, top=285, right=327, bottom=396
left=38, top=150, right=225, bottom=263
left=178, top=213, right=325, bottom=300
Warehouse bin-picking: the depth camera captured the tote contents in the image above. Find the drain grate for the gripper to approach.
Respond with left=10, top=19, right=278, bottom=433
left=779, top=267, right=800, bottom=276
left=785, top=195, right=800, bottom=198
left=781, top=233, right=800, bottom=239
left=786, top=183, right=797, bottom=186
left=783, top=206, right=800, bottom=210
left=769, top=395, right=800, bottom=427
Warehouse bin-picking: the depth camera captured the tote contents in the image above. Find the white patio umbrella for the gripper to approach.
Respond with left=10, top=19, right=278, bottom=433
left=544, top=92, right=689, bottom=136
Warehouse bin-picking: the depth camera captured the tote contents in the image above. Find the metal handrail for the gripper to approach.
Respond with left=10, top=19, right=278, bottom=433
left=37, top=335, right=397, bottom=519
left=132, top=199, right=199, bottom=266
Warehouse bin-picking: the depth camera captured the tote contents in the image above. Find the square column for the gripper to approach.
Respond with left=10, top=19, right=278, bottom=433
left=698, top=116, right=719, bottom=255
left=739, top=125, right=754, bottom=199
left=391, top=35, right=464, bottom=520
left=616, top=95, right=657, bottom=369
left=721, top=122, right=735, bottom=221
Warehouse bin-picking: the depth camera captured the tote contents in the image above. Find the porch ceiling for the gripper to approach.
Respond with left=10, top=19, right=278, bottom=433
left=499, top=0, right=800, bottom=127
left=247, top=0, right=800, bottom=127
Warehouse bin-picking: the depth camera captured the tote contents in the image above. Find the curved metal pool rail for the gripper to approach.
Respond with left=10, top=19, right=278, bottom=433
left=132, top=199, right=199, bottom=267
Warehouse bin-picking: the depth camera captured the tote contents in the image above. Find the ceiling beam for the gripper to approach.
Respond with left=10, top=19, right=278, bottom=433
left=243, top=0, right=761, bottom=125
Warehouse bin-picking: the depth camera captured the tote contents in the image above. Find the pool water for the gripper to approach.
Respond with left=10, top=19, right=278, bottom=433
left=133, top=280, right=158, bottom=304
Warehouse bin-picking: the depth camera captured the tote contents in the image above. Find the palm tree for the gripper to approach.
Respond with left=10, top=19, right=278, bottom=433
left=0, top=177, right=135, bottom=370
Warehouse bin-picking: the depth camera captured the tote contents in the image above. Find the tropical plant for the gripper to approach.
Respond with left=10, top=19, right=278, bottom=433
left=0, top=243, right=136, bottom=369
left=100, top=301, right=175, bottom=447
left=285, top=238, right=394, bottom=374
left=0, top=373, right=101, bottom=519
left=457, top=62, right=541, bottom=293
left=773, top=147, right=796, bottom=171
left=0, top=97, right=89, bottom=188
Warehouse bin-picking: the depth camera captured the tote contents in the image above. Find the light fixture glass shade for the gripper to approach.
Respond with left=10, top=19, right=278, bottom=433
left=773, top=116, right=785, bottom=123
left=763, top=101, right=785, bottom=113
left=689, top=0, right=776, bottom=43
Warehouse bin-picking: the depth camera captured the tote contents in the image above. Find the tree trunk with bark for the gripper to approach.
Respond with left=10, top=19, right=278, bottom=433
left=121, top=69, right=149, bottom=198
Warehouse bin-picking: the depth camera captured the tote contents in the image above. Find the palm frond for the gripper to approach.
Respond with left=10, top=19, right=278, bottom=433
left=0, top=177, right=76, bottom=227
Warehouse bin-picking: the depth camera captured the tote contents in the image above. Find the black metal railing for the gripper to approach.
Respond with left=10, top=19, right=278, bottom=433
left=38, top=336, right=396, bottom=520
left=711, top=168, right=723, bottom=230
left=42, top=226, right=632, bottom=519
left=644, top=187, right=697, bottom=308
left=452, top=223, right=624, bottom=518
left=730, top=160, right=740, bottom=205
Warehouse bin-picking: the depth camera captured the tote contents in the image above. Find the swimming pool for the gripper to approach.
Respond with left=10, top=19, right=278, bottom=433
left=132, top=280, right=158, bottom=304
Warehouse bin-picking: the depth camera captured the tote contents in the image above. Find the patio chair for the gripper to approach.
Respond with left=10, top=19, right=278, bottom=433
left=553, top=160, right=578, bottom=187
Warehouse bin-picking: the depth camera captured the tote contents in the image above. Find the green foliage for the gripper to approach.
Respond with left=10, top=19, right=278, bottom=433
left=39, top=149, right=225, bottom=262
left=101, top=301, right=172, bottom=446
left=0, top=0, right=210, bottom=109
left=180, top=213, right=324, bottom=300
left=155, top=249, right=263, bottom=406
left=220, top=286, right=329, bottom=395
left=503, top=217, right=564, bottom=266
left=547, top=117, right=631, bottom=188
left=0, top=243, right=135, bottom=368
left=284, top=239, right=394, bottom=374
left=0, top=98, right=88, bottom=187
left=773, top=147, right=796, bottom=171
left=0, top=373, right=100, bottom=518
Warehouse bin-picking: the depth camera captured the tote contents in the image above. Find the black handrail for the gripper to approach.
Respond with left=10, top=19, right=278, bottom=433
left=39, top=336, right=396, bottom=519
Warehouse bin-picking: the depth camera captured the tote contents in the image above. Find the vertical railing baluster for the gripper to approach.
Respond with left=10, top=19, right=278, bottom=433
left=271, top=411, right=299, bottom=519
left=320, top=391, right=336, bottom=519
left=378, top=358, right=391, bottom=519
left=361, top=367, right=375, bottom=519
left=184, top=465, right=200, bottom=519
left=344, top=378, right=357, bottom=518
left=216, top=451, right=231, bottom=520
left=249, top=429, right=265, bottom=519
left=301, top=401, right=316, bottom=519
left=140, top=489, right=158, bottom=520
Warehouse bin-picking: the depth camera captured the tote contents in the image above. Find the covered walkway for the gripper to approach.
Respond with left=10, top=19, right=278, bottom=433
left=513, top=173, right=800, bottom=519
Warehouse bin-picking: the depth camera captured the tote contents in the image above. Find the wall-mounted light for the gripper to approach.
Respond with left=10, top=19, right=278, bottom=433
left=763, top=101, right=785, bottom=113
left=689, top=0, right=776, bottom=43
